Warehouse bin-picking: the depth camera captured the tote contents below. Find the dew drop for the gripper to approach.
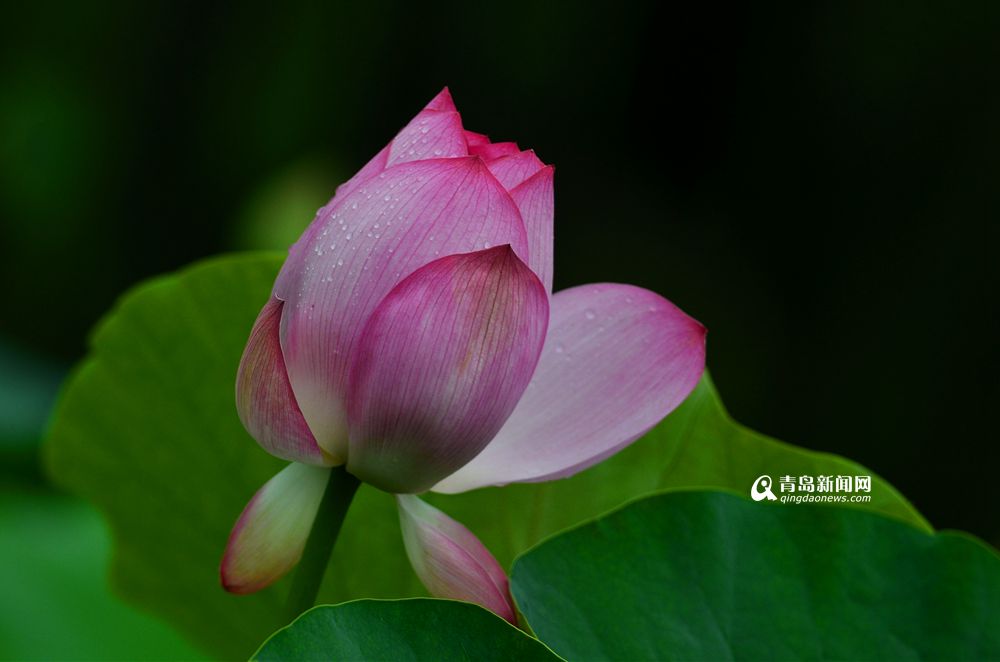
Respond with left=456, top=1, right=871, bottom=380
left=584, top=309, right=597, bottom=320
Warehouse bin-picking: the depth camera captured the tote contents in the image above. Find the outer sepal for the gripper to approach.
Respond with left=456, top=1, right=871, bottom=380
left=221, top=463, right=330, bottom=594
left=396, top=495, right=516, bottom=624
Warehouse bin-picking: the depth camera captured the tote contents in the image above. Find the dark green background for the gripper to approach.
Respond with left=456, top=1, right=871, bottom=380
left=1, top=0, right=996, bottom=547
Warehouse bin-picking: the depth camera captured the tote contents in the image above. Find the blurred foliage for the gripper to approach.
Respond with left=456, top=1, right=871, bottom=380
left=46, top=253, right=931, bottom=659
left=0, top=491, right=205, bottom=660
left=0, top=340, right=62, bottom=452
left=231, top=158, right=344, bottom=252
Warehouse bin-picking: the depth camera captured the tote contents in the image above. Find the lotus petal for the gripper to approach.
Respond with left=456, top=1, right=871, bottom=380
left=275, top=158, right=530, bottom=462
left=235, top=298, right=329, bottom=465
left=509, top=166, right=554, bottom=294
left=347, top=246, right=548, bottom=493
left=221, top=463, right=331, bottom=594
left=435, top=284, right=706, bottom=493
left=470, top=141, right=520, bottom=161
left=485, top=150, right=546, bottom=190
left=397, top=494, right=515, bottom=624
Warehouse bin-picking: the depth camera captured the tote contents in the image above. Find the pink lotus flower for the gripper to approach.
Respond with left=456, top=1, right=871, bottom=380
left=221, top=89, right=706, bottom=622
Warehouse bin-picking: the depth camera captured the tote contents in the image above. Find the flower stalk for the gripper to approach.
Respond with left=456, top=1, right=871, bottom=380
left=285, top=466, right=360, bottom=619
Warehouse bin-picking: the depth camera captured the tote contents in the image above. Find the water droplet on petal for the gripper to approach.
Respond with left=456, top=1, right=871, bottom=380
left=584, top=309, right=597, bottom=320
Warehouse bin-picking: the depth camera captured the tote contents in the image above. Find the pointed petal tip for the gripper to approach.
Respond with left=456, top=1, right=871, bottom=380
left=425, top=87, right=457, bottom=112
left=479, top=242, right=517, bottom=259
left=219, top=464, right=332, bottom=596
left=676, top=308, right=708, bottom=341
left=462, top=243, right=537, bottom=281
left=220, top=562, right=261, bottom=595
left=525, top=149, right=555, bottom=170
left=396, top=496, right=516, bottom=624
left=469, top=141, right=522, bottom=162
left=220, top=507, right=279, bottom=595
left=516, top=163, right=555, bottom=188
left=464, top=130, right=491, bottom=147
